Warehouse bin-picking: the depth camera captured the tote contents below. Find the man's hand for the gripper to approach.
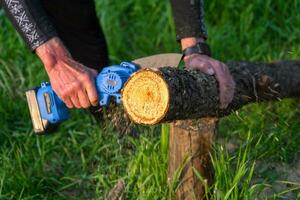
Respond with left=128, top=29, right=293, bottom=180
left=36, top=37, right=98, bottom=109
left=181, top=37, right=235, bottom=109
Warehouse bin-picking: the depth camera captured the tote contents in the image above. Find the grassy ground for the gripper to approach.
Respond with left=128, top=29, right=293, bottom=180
left=0, top=0, right=300, bottom=199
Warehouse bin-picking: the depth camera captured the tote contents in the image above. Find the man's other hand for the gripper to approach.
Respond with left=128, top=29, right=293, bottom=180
left=184, top=54, right=235, bottom=109
left=36, top=37, right=98, bottom=109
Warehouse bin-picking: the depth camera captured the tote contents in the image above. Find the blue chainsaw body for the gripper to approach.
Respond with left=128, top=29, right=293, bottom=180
left=37, top=82, right=70, bottom=124
left=36, top=62, right=139, bottom=124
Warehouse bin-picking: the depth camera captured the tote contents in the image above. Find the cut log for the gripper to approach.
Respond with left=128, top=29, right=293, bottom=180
left=122, top=60, right=300, bottom=124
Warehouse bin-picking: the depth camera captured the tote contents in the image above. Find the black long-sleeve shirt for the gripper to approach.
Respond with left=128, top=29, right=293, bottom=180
left=171, top=0, right=207, bottom=40
left=0, top=0, right=207, bottom=51
left=1, top=0, right=57, bottom=50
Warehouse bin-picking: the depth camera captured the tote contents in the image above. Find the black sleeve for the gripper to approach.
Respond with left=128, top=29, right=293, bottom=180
left=0, top=0, right=57, bottom=51
left=170, top=0, right=207, bottom=41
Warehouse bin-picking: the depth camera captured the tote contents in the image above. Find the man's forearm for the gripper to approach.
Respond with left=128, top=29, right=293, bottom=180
left=170, top=0, right=207, bottom=41
left=35, top=36, right=99, bottom=109
left=1, top=0, right=57, bottom=51
left=180, top=37, right=205, bottom=50
left=35, top=37, right=71, bottom=73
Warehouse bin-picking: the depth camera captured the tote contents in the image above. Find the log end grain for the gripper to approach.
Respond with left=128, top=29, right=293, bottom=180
left=122, top=69, right=170, bottom=124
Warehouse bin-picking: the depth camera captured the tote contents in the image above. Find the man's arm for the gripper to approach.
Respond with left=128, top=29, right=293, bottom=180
left=1, top=0, right=57, bottom=50
left=170, top=0, right=235, bottom=109
left=35, top=37, right=99, bottom=109
left=1, top=0, right=98, bottom=108
left=170, top=0, right=207, bottom=41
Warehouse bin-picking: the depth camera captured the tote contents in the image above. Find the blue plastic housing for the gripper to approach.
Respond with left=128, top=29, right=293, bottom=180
left=96, top=62, right=139, bottom=106
left=37, top=82, right=69, bottom=124
left=36, top=62, right=139, bottom=124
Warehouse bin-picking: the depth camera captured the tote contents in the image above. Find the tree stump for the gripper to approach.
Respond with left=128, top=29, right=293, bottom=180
left=168, top=118, right=217, bottom=199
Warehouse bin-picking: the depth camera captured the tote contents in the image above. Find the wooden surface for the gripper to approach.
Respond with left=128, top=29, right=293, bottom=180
left=122, top=69, right=169, bottom=124
left=168, top=118, right=217, bottom=200
left=122, top=60, right=300, bottom=124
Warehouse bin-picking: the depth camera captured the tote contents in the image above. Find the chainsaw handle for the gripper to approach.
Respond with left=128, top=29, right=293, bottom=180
left=37, top=82, right=69, bottom=123
left=36, top=62, right=139, bottom=124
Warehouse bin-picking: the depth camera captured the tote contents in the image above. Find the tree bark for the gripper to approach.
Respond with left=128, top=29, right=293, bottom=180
left=122, top=60, right=300, bottom=124
left=168, top=118, right=216, bottom=200
left=122, top=60, right=300, bottom=199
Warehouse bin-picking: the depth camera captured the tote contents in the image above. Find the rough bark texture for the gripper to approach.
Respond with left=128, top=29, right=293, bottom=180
left=123, top=60, right=300, bottom=124
left=161, top=60, right=300, bottom=122
left=121, top=60, right=300, bottom=200
left=168, top=118, right=217, bottom=200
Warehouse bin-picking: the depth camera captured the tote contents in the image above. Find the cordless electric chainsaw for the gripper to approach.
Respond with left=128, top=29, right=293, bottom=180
left=25, top=53, right=182, bottom=134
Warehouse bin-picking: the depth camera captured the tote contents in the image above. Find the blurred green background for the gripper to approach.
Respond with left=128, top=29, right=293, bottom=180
left=0, top=0, right=299, bottom=199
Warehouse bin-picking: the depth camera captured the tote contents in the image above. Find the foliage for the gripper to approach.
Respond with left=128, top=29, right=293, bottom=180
left=0, top=0, right=299, bottom=199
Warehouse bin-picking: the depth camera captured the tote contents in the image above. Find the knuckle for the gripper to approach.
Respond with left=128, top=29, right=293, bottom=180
left=70, top=97, right=80, bottom=108
left=86, top=86, right=97, bottom=96
left=81, top=72, right=92, bottom=81
left=198, top=62, right=207, bottom=68
left=82, top=72, right=89, bottom=78
left=72, top=81, right=83, bottom=91
left=60, top=90, right=69, bottom=99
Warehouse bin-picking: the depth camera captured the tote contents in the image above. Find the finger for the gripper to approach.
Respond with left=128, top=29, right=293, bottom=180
left=84, top=78, right=98, bottom=107
left=70, top=94, right=81, bottom=108
left=208, top=60, right=226, bottom=73
left=60, top=82, right=81, bottom=108
left=54, top=85, right=74, bottom=109
left=64, top=97, right=74, bottom=108
left=210, top=63, right=230, bottom=105
left=219, top=83, right=235, bottom=109
left=213, top=63, right=235, bottom=109
left=77, top=89, right=91, bottom=108
left=185, top=57, right=215, bottom=75
left=199, top=62, right=215, bottom=75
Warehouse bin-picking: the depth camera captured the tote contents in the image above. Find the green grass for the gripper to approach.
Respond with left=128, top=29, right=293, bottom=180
left=0, top=0, right=300, bottom=199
